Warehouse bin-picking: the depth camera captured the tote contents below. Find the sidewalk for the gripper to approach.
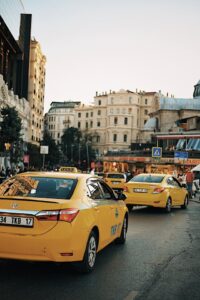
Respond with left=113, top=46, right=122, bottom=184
left=190, top=192, right=200, bottom=203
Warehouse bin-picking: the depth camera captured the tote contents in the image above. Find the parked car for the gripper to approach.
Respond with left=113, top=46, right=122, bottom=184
left=0, top=172, right=128, bottom=272
left=123, top=173, right=188, bottom=212
left=104, top=172, right=127, bottom=193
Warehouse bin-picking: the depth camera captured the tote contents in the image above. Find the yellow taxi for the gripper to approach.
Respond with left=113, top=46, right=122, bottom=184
left=123, top=173, right=188, bottom=212
left=104, top=172, right=127, bottom=193
left=58, top=166, right=81, bottom=173
left=0, top=172, right=128, bottom=272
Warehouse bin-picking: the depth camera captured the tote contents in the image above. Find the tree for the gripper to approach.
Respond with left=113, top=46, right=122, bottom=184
left=41, top=130, right=60, bottom=168
left=0, top=105, right=23, bottom=163
left=61, top=127, right=96, bottom=170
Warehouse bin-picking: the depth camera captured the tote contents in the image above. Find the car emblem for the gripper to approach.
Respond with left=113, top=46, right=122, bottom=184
left=11, top=203, right=19, bottom=209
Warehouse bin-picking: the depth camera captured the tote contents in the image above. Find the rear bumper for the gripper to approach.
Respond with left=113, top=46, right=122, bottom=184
left=0, top=223, right=88, bottom=262
left=125, top=194, right=167, bottom=208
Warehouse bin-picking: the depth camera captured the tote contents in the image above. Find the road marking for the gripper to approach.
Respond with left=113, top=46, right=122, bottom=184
left=124, top=290, right=138, bottom=300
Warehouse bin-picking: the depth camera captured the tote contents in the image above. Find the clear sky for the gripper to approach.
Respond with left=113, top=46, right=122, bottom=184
left=21, top=0, right=200, bottom=112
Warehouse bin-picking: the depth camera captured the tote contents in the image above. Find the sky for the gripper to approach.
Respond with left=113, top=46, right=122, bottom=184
left=19, top=0, right=200, bottom=112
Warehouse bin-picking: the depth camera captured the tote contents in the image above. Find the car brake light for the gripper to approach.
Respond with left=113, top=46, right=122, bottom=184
left=36, top=209, right=79, bottom=223
left=59, top=209, right=79, bottom=222
left=152, top=187, right=165, bottom=194
left=123, top=186, right=129, bottom=192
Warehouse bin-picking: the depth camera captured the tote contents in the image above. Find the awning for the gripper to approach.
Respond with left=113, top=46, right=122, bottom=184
left=157, top=135, right=200, bottom=140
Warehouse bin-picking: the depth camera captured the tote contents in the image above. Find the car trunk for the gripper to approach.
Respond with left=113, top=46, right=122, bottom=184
left=0, top=197, right=67, bottom=235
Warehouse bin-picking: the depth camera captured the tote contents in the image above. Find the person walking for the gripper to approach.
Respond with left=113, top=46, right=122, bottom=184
left=186, top=168, right=194, bottom=199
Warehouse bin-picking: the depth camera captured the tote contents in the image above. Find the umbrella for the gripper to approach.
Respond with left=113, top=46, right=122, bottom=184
left=191, top=164, right=200, bottom=172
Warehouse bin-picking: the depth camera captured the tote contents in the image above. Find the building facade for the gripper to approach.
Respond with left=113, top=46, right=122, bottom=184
left=28, top=39, right=46, bottom=145
left=45, top=101, right=81, bottom=144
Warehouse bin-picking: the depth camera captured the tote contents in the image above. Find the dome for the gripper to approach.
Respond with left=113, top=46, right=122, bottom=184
left=193, top=80, right=200, bottom=98
left=143, top=117, right=157, bottom=131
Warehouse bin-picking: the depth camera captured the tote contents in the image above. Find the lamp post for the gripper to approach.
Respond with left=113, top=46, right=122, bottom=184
left=86, top=141, right=90, bottom=172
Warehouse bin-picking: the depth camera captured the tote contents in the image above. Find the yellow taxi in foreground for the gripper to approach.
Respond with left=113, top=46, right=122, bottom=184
left=104, top=172, right=127, bottom=193
left=123, top=173, right=188, bottom=212
left=0, top=172, right=128, bottom=272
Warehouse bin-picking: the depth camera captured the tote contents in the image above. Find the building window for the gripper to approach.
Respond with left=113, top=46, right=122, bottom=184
left=86, top=122, right=88, bottom=129
left=97, top=121, right=101, bottom=127
left=145, top=109, right=148, bottom=115
left=124, top=117, right=128, bottom=125
left=86, top=112, right=89, bottom=118
left=124, top=134, right=127, bottom=142
left=57, top=133, right=60, bottom=138
left=98, top=100, right=101, bottom=105
left=90, top=121, right=93, bottom=127
left=90, top=112, right=93, bottom=117
left=98, top=110, right=101, bottom=116
left=144, top=120, right=147, bottom=125
left=78, top=113, right=81, bottom=118
left=145, top=98, right=148, bottom=105
left=97, top=136, right=100, bottom=143
left=78, top=121, right=81, bottom=128
left=114, top=117, right=118, bottom=125
left=113, top=134, right=117, bottom=142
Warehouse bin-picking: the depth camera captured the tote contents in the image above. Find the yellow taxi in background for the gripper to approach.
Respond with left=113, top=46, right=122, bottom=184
left=104, top=172, right=127, bottom=193
left=58, top=166, right=81, bottom=173
left=123, top=173, right=188, bottom=212
left=0, top=172, right=128, bottom=273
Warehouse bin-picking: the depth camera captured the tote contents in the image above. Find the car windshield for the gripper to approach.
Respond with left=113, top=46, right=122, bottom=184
left=130, top=174, right=164, bottom=183
left=107, top=174, right=124, bottom=179
left=0, top=175, right=77, bottom=199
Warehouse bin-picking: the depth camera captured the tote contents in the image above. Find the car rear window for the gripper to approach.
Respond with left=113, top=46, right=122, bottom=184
left=130, top=175, right=164, bottom=183
left=107, top=174, right=125, bottom=179
left=0, top=176, right=77, bottom=199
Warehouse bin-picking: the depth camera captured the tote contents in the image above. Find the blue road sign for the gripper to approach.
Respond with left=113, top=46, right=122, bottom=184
left=174, top=151, right=188, bottom=159
left=152, top=147, right=162, bottom=158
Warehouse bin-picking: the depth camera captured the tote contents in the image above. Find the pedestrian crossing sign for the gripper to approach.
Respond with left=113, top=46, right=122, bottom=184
left=152, top=147, right=162, bottom=158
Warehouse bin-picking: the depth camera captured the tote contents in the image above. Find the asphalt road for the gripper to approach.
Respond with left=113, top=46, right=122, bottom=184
left=0, top=199, right=200, bottom=300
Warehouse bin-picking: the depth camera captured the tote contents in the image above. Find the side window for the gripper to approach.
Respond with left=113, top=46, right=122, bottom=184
left=99, top=182, right=114, bottom=199
left=167, top=177, right=174, bottom=186
left=172, top=177, right=181, bottom=187
left=87, top=181, right=103, bottom=199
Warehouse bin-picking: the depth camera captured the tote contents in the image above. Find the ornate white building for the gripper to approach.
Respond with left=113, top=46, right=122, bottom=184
left=45, top=101, right=81, bottom=144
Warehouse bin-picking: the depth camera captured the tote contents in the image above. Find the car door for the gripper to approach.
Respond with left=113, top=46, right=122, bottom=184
left=166, top=177, right=177, bottom=205
left=87, top=179, right=112, bottom=248
left=98, top=181, right=124, bottom=241
left=171, top=177, right=185, bottom=205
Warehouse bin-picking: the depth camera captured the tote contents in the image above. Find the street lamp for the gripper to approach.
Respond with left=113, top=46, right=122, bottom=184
left=86, top=141, right=90, bottom=172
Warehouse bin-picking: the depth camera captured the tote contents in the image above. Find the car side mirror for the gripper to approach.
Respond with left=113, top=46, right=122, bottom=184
left=116, top=193, right=126, bottom=201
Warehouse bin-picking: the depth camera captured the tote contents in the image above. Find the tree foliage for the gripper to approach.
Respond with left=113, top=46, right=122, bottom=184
left=60, top=127, right=96, bottom=169
left=0, top=106, right=22, bottom=163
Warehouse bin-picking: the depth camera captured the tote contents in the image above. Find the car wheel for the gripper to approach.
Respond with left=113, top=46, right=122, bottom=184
left=127, top=204, right=133, bottom=212
left=115, top=216, right=128, bottom=244
left=181, top=196, right=188, bottom=209
left=165, top=198, right=172, bottom=213
left=78, top=231, right=97, bottom=273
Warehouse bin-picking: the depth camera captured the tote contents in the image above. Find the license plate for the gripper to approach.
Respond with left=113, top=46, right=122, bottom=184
left=133, top=188, right=147, bottom=193
left=112, top=181, right=120, bottom=184
left=0, top=215, right=34, bottom=227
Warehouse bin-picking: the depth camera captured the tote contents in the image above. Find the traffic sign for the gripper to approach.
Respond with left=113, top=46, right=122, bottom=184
left=174, top=151, right=188, bottom=160
left=152, top=147, right=162, bottom=158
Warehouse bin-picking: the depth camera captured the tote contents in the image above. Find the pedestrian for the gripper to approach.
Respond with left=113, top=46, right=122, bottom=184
left=186, top=168, right=194, bottom=199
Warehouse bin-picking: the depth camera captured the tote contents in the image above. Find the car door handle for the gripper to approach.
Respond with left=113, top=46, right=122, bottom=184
left=94, top=207, right=100, bottom=212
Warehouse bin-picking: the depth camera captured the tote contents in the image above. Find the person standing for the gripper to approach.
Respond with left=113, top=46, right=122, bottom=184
left=186, top=168, right=194, bottom=199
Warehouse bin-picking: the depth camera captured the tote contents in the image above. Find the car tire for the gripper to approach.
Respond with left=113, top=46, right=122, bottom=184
left=127, top=204, right=133, bottom=212
left=115, top=216, right=128, bottom=244
left=181, top=196, right=188, bottom=209
left=78, top=231, right=97, bottom=273
left=165, top=198, right=172, bottom=213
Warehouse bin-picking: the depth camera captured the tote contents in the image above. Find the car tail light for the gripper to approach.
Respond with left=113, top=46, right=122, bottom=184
left=59, top=209, right=79, bottom=222
left=123, top=186, right=129, bottom=192
left=152, top=187, right=165, bottom=194
left=36, top=209, right=79, bottom=223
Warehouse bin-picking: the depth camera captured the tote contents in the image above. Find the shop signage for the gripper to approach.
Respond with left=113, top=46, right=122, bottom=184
left=174, top=151, right=188, bottom=160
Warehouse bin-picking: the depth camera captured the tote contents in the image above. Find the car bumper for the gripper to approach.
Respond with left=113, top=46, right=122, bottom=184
left=124, top=193, right=167, bottom=208
left=0, top=223, right=89, bottom=262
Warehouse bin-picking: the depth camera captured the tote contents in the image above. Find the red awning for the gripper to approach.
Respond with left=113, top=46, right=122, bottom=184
left=156, top=135, right=200, bottom=140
